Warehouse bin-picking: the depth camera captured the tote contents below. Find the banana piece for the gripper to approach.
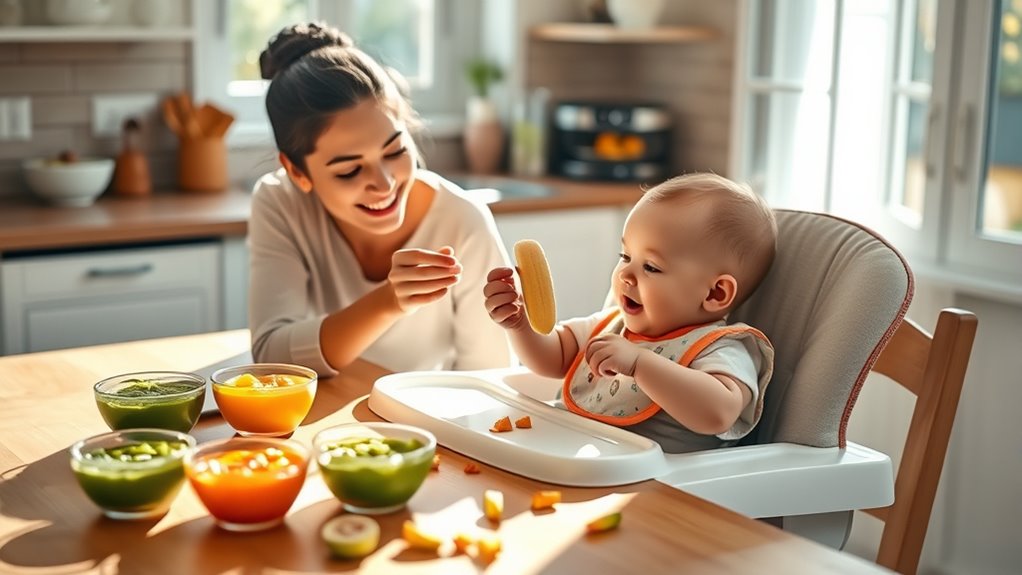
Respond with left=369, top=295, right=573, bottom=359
left=514, top=239, right=557, bottom=334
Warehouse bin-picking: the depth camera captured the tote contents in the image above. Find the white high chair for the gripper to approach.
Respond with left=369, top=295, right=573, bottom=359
left=369, top=210, right=977, bottom=575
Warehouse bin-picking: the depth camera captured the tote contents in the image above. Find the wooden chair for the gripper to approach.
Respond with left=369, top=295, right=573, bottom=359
left=865, top=308, right=978, bottom=574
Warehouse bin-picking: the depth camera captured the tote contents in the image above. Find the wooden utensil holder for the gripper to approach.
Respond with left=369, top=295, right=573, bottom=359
left=178, top=137, right=227, bottom=192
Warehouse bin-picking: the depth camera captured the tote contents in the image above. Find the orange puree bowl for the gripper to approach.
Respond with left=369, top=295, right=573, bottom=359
left=184, top=437, right=309, bottom=532
left=210, top=363, right=317, bottom=437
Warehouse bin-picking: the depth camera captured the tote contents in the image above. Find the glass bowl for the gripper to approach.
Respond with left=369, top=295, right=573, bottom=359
left=70, top=428, right=195, bottom=519
left=313, top=422, right=436, bottom=515
left=94, top=371, right=206, bottom=433
left=184, top=437, right=309, bottom=532
left=210, top=363, right=317, bottom=437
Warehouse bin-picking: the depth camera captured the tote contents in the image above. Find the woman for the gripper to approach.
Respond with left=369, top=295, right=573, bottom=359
left=250, top=22, right=513, bottom=376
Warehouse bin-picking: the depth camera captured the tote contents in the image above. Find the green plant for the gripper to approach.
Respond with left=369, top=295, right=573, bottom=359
left=465, top=59, right=504, bottom=98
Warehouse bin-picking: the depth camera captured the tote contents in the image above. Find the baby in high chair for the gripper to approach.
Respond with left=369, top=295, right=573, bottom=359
left=483, top=173, right=777, bottom=453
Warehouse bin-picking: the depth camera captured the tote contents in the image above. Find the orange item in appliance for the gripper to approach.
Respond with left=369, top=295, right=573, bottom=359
left=514, top=416, right=532, bottom=429
left=489, top=416, right=513, bottom=433
left=531, top=490, right=561, bottom=510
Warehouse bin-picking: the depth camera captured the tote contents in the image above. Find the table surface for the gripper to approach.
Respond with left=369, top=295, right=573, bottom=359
left=0, top=331, right=889, bottom=574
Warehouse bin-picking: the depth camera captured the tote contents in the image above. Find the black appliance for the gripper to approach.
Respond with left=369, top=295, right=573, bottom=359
left=550, top=101, right=672, bottom=182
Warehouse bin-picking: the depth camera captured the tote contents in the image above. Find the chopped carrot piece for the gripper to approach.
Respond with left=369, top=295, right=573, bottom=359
left=489, top=416, right=513, bottom=433
left=476, top=533, right=502, bottom=564
left=464, top=462, right=481, bottom=474
left=453, top=532, right=475, bottom=554
left=430, top=454, right=440, bottom=471
left=514, top=415, right=532, bottom=429
left=531, top=490, right=561, bottom=510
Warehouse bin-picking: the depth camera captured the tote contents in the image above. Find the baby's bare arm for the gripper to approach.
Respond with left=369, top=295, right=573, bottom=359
left=632, top=350, right=752, bottom=435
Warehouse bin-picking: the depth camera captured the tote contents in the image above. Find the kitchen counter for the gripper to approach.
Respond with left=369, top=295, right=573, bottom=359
left=0, top=177, right=643, bottom=252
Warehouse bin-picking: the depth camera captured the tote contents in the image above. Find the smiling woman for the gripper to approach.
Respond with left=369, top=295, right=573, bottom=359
left=248, top=22, right=514, bottom=377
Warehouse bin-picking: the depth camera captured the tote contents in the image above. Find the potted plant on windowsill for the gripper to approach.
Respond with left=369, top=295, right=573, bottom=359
left=463, top=58, right=505, bottom=174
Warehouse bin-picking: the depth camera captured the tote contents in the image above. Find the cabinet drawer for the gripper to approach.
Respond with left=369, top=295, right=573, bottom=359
left=4, top=243, right=219, bottom=302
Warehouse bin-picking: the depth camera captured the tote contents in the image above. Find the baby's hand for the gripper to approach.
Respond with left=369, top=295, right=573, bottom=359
left=585, top=333, right=641, bottom=377
left=483, top=267, right=526, bottom=330
left=388, top=246, right=462, bottom=314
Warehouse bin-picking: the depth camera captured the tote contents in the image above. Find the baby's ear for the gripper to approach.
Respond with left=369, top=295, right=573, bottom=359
left=279, top=152, right=313, bottom=193
left=703, top=274, right=738, bottom=313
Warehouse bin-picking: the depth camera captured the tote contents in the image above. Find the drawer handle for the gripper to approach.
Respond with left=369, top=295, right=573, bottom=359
left=85, top=263, right=154, bottom=278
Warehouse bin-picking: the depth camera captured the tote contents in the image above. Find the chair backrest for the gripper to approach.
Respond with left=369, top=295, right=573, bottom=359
left=865, top=308, right=977, bottom=574
left=730, top=210, right=914, bottom=447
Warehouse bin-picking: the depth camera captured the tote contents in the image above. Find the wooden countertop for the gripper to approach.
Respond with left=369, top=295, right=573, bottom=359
left=0, top=331, right=890, bottom=574
left=0, top=177, right=643, bottom=252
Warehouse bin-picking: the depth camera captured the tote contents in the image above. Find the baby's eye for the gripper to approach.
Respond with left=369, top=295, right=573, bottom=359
left=643, top=263, right=661, bottom=273
left=618, top=252, right=631, bottom=263
left=383, top=147, right=408, bottom=160
left=335, top=167, right=361, bottom=179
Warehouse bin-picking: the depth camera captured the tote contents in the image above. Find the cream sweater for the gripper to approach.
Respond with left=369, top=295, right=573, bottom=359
left=248, top=168, right=514, bottom=376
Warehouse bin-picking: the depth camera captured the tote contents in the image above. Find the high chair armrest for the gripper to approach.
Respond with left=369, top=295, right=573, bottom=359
left=656, top=442, right=894, bottom=518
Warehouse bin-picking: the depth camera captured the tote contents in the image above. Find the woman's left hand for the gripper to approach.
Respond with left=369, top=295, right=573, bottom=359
left=584, top=333, right=641, bottom=377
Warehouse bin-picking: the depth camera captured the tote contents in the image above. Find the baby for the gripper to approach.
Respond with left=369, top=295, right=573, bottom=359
left=484, top=173, right=777, bottom=453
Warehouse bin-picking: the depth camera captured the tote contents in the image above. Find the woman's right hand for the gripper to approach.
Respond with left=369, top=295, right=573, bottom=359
left=388, top=246, right=462, bottom=314
left=483, top=267, right=526, bottom=330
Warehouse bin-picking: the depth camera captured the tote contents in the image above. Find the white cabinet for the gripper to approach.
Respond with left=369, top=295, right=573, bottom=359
left=495, top=207, right=628, bottom=321
left=1, top=242, right=222, bottom=355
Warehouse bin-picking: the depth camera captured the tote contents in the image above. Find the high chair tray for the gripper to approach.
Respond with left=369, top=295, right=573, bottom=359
left=368, top=368, right=668, bottom=487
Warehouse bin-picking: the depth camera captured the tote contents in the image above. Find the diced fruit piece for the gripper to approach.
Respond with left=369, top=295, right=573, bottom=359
left=585, top=511, right=622, bottom=533
left=232, top=373, right=259, bottom=388
left=483, top=489, right=503, bottom=522
left=531, top=490, right=561, bottom=510
left=489, top=416, right=513, bottom=433
left=453, top=532, right=475, bottom=554
left=514, top=416, right=532, bottom=429
left=321, top=515, right=380, bottom=559
left=430, top=454, right=441, bottom=471
left=402, top=520, right=442, bottom=551
left=464, top=463, right=481, bottom=474
left=476, top=533, right=502, bottom=564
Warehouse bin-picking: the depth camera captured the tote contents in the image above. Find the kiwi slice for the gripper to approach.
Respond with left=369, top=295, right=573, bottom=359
left=322, top=515, right=380, bottom=559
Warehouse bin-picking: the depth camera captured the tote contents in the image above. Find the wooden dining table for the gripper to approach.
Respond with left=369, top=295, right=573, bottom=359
left=0, top=330, right=889, bottom=574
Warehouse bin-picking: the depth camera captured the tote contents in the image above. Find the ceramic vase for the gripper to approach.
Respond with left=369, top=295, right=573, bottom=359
left=607, top=0, right=664, bottom=30
left=463, top=97, right=505, bottom=174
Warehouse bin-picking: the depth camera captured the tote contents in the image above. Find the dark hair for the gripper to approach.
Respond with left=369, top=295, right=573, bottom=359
left=259, top=22, right=418, bottom=172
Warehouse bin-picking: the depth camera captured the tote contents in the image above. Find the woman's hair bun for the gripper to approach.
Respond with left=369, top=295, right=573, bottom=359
left=259, top=22, right=353, bottom=80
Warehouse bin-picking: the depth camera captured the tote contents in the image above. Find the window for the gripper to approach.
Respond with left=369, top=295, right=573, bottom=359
left=732, top=0, right=1022, bottom=293
left=196, top=0, right=478, bottom=145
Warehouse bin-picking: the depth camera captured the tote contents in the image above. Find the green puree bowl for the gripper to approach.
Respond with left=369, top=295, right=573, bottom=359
left=314, top=422, right=436, bottom=515
left=94, top=371, right=206, bottom=433
left=70, top=428, right=196, bottom=520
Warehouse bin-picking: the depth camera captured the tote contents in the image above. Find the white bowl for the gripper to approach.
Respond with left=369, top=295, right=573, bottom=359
left=46, top=0, right=113, bottom=26
left=23, top=157, right=114, bottom=207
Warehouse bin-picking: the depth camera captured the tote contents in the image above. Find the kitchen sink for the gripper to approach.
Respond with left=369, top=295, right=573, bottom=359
left=447, top=176, right=554, bottom=203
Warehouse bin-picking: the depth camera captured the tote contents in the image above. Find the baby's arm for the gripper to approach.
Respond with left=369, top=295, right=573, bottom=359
left=483, top=267, right=578, bottom=378
left=585, top=335, right=751, bottom=435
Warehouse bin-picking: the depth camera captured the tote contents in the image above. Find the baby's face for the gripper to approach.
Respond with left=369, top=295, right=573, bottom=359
left=612, top=197, right=724, bottom=337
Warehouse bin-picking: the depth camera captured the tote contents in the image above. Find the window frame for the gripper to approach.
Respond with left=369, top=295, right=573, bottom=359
left=732, top=0, right=1022, bottom=298
left=193, top=0, right=477, bottom=147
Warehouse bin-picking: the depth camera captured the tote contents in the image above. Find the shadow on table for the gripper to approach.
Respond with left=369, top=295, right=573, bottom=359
left=0, top=446, right=486, bottom=574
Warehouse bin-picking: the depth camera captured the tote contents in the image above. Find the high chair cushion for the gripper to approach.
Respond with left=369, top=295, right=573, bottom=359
left=728, top=210, right=913, bottom=448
